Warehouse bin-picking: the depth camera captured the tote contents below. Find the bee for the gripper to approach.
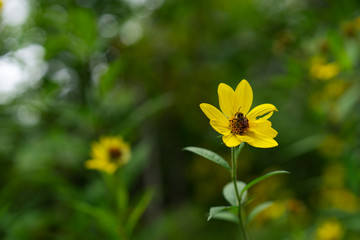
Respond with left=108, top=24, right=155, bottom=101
left=235, top=112, right=249, bottom=129
left=229, top=112, right=249, bottom=135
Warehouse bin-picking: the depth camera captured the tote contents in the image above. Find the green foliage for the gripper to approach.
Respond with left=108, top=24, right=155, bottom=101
left=211, top=210, right=239, bottom=224
left=126, top=188, right=155, bottom=237
left=208, top=206, right=232, bottom=221
left=240, top=170, right=290, bottom=196
left=223, top=181, right=248, bottom=206
left=183, top=147, right=231, bottom=171
left=207, top=206, right=238, bottom=223
left=1, top=0, right=360, bottom=239
left=247, top=201, right=273, bottom=224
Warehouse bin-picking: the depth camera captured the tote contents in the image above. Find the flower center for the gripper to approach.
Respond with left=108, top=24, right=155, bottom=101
left=229, top=112, right=249, bottom=135
left=108, top=147, right=122, bottom=162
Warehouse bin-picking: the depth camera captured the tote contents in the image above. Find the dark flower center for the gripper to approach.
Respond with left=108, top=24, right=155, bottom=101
left=229, top=112, right=249, bottom=135
left=108, top=147, right=122, bottom=162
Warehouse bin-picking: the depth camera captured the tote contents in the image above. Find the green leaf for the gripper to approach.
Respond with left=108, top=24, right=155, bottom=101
left=328, top=30, right=352, bottom=69
left=125, top=188, right=155, bottom=236
left=284, top=134, right=325, bottom=159
left=120, top=94, right=172, bottom=137
left=223, top=181, right=247, bottom=206
left=183, top=147, right=230, bottom=171
left=240, top=170, right=290, bottom=196
left=69, top=199, right=119, bottom=238
left=98, top=59, right=125, bottom=95
left=208, top=206, right=238, bottom=222
left=212, top=211, right=239, bottom=224
left=337, top=85, right=359, bottom=122
left=208, top=206, right=230, bottom=221
left=68, top=8, right=97, bottom=57
left=247, top=201, right=273, bottom=224
left=123, top=140, right=153, bottom=187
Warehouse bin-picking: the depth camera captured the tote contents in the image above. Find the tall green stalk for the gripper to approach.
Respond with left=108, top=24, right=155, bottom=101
left=231, top=143, right=248, bottom=240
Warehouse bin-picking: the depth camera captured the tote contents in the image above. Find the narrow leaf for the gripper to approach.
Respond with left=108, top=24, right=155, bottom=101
left=120, top=94, right=172, bottom=136
left=208, top=206, right=238, bottom=223
left=126, top=188, right=155, bottom=236
left=223, top=181, right=247, bottom=206
left=240, top=170, right=290, bottom=196
left=183, top=147, right=230, bottom=171
left=208, top=206, right=231, bottom=221
left=69, top=199, right=119, bottom=237
left=212, top=211, right=239, bottom=224
left=247, top=201, right=273, bottom=224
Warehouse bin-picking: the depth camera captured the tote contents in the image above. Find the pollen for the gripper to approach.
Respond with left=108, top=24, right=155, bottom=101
left=229, top=113, right=249, bottom=135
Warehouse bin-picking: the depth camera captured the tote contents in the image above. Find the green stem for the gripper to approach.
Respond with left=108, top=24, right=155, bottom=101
left=102, top=172, right=128, bottom=240
left=231, top=144, right=248, bottom=240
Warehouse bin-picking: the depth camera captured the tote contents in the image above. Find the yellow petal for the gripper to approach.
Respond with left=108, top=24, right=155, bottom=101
left=85, top=159, right=105, bottom=169
left=250, top=120, right=278, bottom=138
left=245, top=131, right=278, bottom=148
left=237, top=135, right=253, bottom=143
left=247, top=104, right=277, bottom=121
left=200, top=103, right=228, bottom=124
left=261, top=111, right=273, bottom=120
left=104, top=164, right=117, bottom=174
left=218, top=83, right=235, bottom=118
left=84, top=160, right=97, bottom=169
left=210, top=120, right=231, bottom=135
left=234, top=79, right=253, bottom=115
left=222, top=134, right=241, bottom=147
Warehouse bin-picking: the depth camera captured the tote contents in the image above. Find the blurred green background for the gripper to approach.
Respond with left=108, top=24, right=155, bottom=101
left=1, top=0, right=360, bottom=239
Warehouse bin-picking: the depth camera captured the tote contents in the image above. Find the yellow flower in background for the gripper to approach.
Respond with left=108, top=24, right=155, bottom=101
left=0, top=0, right=2, bottom=10
left=319, top=188, right=358, bottom=213
left=263, top=201, right=286, bottom=219
left=316, top=219, right=344, bottom=240
left=200, top=80, right=278, bottom=148
left=319, top=135, right=345, bottom=159
left=85, top=136, right=131, bottom=174
left=354, top=16, right=360, bottom=29
left=310, top=57, right=340, bottom=80
left=321, top=163, right=345, bottom=187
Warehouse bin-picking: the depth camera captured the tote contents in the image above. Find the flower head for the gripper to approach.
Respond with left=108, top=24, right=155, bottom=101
left=316, top=219, right=344, bottom=240
left=200, top=79, right=278, bottom=148
left=310, top=57, right=340, bottom=80
left=85, top=136, right=131, bottom=174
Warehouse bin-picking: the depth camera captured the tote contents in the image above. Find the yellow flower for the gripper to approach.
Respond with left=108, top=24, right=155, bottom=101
left=263, top=201, right=286, bottom=220
left=200, top=80, right=278, bottom=148
left=319, top=188, right=358, bottom=213
left=85, top=136, right=131, bottom=174
left=310, top=57, right=340, bottom=80
left=316, top=219, right=344, bottom=240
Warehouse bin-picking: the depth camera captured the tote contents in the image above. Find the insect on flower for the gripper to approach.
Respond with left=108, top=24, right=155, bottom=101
left=200, top=79, right=278, bottom=148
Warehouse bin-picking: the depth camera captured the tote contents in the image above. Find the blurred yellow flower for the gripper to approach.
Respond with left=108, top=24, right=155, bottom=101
left=85, top=136, right=131, bottom=174
left=0, top=0, right=2, bottom=10
left=341, top=16, right=360, bottom=37
left=263, top=201, right=286, bottom=219
left=316, top=219, right=344, bottom=240
left=354, top=16, right=360, bottom=29
left=321, top=163, right=345, bottom=187
left=323, top=80, right=348, bottom=99
left=320, top=188, right=358, bottom=213
left=200, top=80, right=278, bottom=148
left=319, top=135, right=344, bottom=159
left=251, top=198, right=308, bottom=226
left=310, top=57, right=340, bottom=80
